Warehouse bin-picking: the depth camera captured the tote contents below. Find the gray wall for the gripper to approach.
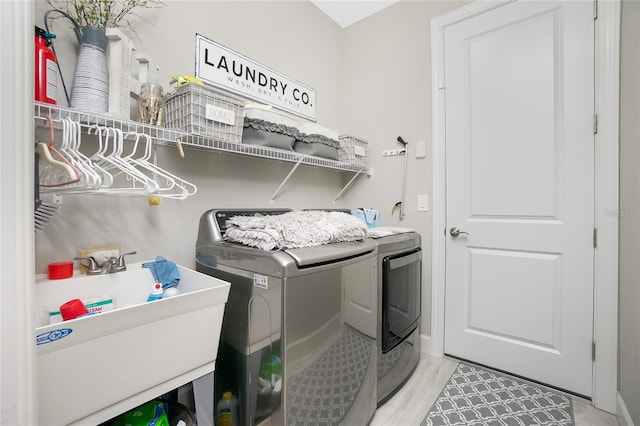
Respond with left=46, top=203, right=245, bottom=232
left=619, top=0, right=640, bottom=423
left=33, top=0, right=465, bottom=346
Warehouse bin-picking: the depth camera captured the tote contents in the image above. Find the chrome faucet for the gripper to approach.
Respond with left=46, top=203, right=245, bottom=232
left=101, top=257, right=119, bottom=274
left=74, top=255, right=101, bottom=275
left=74, top=251, right=137, bottom=275
left=116, top=251, right=137, bottom=272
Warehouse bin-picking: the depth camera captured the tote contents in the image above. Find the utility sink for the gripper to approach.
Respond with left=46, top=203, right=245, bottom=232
left=35, top=262, right=230, bottom=426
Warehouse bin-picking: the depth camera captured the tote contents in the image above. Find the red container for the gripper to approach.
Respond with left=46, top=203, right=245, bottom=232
left=60, top=299, right=89, bottom=321
left=35, top=26, right=57, bottom=105
left=48, top=261, right=73, bottom=280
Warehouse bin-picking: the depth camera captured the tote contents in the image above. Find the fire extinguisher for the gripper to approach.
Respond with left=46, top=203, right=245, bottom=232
left=35, top=26, right=58, bottom=105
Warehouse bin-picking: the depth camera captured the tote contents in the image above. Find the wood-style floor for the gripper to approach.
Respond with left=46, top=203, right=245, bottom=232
left=370, top=353, right=619, bottom=426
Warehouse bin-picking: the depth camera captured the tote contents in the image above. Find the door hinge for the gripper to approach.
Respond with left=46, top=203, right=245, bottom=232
left=594, top=0, right=598, bottom=20
left=592, top=341, right=596, bottom=361
left=593, top=228, right=598, bottom=248
left=593, top=113, right=598, bottom=134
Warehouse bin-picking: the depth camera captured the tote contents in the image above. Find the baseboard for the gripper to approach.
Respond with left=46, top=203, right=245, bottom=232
left=420, top=334, right=431, bottom=354
left=617, top=391, right=635, bottom=426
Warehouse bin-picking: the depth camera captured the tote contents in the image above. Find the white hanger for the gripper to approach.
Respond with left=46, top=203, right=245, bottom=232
left=41, top=118, right=98, bottom=193
left=38, top=119, right=195, bottom=199
left=86, top=125, right=114, bottom=188
left=64, top=118, right=101, bottom=189
left=89, top=125, right=124, bottom=179
left=37, top=143, right=80, bottom=187
left=122, top=132, right=177, bottom=193
left=38, top=116, right=82, bottom=188
left=71, top=121, right=113, bottom=189
left=97, top=127, right=159, bottom=195
left=67, top=118, right=102, bottom=190
left=125, top=132, right=197, bottom=199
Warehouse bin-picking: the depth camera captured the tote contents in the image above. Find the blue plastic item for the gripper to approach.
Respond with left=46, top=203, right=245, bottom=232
left=142, top=256, right=181, bottom=289
left=146, top=283, right=164, bottom=302
left=351, top=208, right=380, bottom=228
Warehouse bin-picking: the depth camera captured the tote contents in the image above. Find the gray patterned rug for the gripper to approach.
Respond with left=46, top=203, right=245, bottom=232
left=421, top=363, right=574, bottom=426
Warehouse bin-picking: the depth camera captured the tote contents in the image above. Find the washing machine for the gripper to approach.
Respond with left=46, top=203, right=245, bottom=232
left=195, top=209, right=378, bottom=425
left=373, top=231, right=422, bottom=405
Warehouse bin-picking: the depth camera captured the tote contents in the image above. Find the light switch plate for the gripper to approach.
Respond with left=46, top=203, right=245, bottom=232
left=417, top=194, right=429, bottom=211
left=416, top=141, right=426, bottom=159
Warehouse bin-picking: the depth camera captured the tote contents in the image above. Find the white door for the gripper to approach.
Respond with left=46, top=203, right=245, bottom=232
left=443, top=0, right=595, bottom=397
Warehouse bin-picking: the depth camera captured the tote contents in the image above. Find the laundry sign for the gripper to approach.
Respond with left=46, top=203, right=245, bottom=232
left=195, top=34, right=317, bottom=121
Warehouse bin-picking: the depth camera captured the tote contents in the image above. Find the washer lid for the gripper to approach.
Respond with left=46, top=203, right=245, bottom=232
left=285, top=240, right=375, bottom=267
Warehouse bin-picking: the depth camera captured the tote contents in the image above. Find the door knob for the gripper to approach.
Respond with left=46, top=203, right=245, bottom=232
left=450, top=227, right=469, bottom=237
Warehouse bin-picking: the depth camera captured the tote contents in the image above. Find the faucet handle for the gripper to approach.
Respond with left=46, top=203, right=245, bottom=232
left=116, top=251, right=137, bottom=272
left=74, top=256, right=100, bottom=275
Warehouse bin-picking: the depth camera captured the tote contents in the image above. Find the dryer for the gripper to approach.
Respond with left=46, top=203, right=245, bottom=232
left=373, top=232, right=422, bottom=405
left=196, top=209, right=378, bottom=425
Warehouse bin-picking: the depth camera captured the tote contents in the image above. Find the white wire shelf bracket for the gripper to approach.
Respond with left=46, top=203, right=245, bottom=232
left=333, top=170, right=364, bottom=202
left=270, top=158, right=303, bottom=204
left=34, top=102, right=367, bottom=174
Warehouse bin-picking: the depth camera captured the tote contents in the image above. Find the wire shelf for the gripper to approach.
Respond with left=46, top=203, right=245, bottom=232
left=34, top=102, right=366, bottom=174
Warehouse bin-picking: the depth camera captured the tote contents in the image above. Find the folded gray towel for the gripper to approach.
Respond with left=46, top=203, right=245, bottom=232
left=225, top=210, right=368, bottom=250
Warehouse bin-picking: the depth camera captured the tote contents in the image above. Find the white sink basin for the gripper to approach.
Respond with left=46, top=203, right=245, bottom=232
left=35, top=262, right=230, bottom=426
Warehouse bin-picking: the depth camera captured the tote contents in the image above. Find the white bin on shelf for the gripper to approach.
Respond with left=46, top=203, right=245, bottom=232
left=164, top=82, right=245, bottom=142
left=35, top=262, right=230, bottom=426
left=339, top=135, right=368, bottom=168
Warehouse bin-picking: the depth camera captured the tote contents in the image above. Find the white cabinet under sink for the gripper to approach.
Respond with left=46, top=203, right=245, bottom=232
left=34, top=262, right=230, bottom=426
